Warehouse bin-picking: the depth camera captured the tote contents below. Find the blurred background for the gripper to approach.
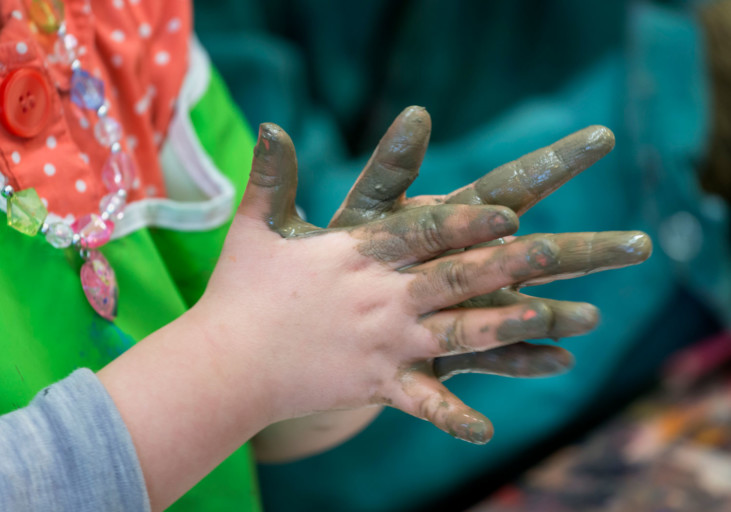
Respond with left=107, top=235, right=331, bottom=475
left=194, top=1, right=730, bottom=510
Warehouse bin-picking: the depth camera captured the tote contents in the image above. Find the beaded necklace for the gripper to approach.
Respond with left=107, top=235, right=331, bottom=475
left=0, top=0, right=137, bottom=321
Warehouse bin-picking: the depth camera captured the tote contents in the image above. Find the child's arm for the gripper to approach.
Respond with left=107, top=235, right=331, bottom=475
left=254, top=108, right=619, bottom=462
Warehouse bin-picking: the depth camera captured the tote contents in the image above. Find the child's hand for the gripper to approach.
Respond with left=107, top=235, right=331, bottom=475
left=329, top=107, right=622, bottom=379
left=200, top=123, right=650, bottom=444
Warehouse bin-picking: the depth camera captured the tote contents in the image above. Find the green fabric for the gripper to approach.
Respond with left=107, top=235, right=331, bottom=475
left=0, top=67, right=261, bottom=510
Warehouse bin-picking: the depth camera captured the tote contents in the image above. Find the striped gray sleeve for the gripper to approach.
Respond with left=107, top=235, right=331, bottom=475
left=0, top=368, right=150, bottom=511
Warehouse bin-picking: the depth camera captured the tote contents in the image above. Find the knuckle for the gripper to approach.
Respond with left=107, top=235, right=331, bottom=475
left=413, top=209, right=447, bottom=254
left=438, top=314, right=469, bottom=353
left=525, top=239, right=560, bottom=271
left=440, top=261, right=473, bottom=297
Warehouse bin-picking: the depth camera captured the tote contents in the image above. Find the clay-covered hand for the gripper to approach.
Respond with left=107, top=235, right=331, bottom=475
left=329, top=106, right=622, bottom=379
left=200, top=124, right=650, bottom=444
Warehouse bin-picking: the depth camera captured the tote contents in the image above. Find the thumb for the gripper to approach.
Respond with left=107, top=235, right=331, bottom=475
left=240, top=123, right=314, bottom=236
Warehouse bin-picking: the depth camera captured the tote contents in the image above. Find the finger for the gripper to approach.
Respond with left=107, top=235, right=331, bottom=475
left=406, top=231, right=651, bottom=312
left=395, top=372, right=493, bottom=444
left=446, top=125, right=615, bottom=215
left=433, top=342, right=575, bottom=381
left=330, top=106, right=432, bottom=227
left=420, top=301, right=555, bottom=355
left=460, top=289, right=600, bottom=339
left=515, top=231, right=652, bottom=287
left=241, top=123, right=317, bottom=236
left=350, top=204, right=518, bottom=267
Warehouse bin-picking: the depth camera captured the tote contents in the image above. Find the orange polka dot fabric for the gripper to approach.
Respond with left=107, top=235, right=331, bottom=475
left=0, top=0, right=191, bottom=221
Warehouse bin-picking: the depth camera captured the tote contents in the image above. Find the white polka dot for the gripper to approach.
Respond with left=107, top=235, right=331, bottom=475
left=135, top=96, right=150, bottom=115
left=145, top=185, right=157, bottom=197
left=126, top=135, right=138, bottom=150
left=112, top=0, right=123, bottom=9
left=167, top=18, right=181, bottom=33
left=111, top=30, right=125, bottom=42
left=111, top=55, right=123, bottom=68
left=129, top=0, right=139, bottom=4
left=43, top=163, right=56, bottom=176
left=82, top=1, right=91, bottom=14
left=132, top=178, right=140, bottom=190
left=154, top=51, right=170, bottom=66
left=41, top=198, right=48, bottom=208
left=78, top=46, right=87, bottom=56
left=79, top=116, right=90, bottom=129
left=75, top=180, right=87, bottom=192
left=79, top=152, right=89, bottom=164
left=10, top=151, right=20, bottom=164
left=46, top=136, right=57, bottom=149
left=153, top=131, right=163, bottom=145
left=11, top=10, right=22, bottom=20
left=139, top=23, right=151, bottom=38
left=16, top=42, right=27, bottom=55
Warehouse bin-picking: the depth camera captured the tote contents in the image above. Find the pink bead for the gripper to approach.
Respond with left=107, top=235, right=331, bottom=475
left=101, top=151, right=136, bottom=192
left=80, top=251, right=118, bottom=321
left=72, top=213, right=114, bottom=248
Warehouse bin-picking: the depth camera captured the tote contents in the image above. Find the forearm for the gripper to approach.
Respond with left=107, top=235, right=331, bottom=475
left=97, top=304, right=272, bottom=512
left=254, top=406, right=383, bottom=463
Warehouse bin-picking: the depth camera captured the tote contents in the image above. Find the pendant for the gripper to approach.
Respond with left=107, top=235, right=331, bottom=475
left=80, top=251, right=118, bottom=321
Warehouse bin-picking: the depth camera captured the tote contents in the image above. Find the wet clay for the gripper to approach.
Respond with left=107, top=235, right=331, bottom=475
left=433, top=342, right=574, bottom=381
left=405, top=231, right=651, bottom=306
left=331, top=106, right=432, bottom=228
left=494, top=302, right=553, bottom=342
left=459, top=289, right=599, bottom=339
left=446, top=125, right=615, bottom=214
left=353, top=205, right=517, bottom=264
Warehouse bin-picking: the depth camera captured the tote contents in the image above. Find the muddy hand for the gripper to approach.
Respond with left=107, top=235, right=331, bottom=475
left=327, top=107, right=625, bottom=379
left=214, top=123, right=651, bottom=445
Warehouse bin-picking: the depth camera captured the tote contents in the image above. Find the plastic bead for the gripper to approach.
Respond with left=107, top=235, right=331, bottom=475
left=28, top=0, right=65, bottom=34
left=99, top=192, right=127, bottom=219
left=94, top=116, right=122, bottom=147
left=80, top=251, right=118, bottom=321
left=70, top=69, right=105, bottom=110
left=7, top=188, right=47, bottom=236
left=45, top=221, right=74, bottom=248
left=72, top=213, right=114, bottom=249
left=53, top=33, right=78, bottom=65
left=101, top=151, right=136, bottom=192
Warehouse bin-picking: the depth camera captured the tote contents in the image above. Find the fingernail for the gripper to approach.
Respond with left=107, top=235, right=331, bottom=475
left=621, top=231, right=652, bottom=260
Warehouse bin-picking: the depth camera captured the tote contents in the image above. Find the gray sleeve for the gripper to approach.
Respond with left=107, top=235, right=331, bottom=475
left=0, top=368, right=151, bottom=512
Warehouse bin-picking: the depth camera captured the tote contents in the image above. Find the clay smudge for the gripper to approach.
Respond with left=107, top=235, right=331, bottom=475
left=495, top=303, right=553, bottom=342
left=331, top=106, right=432, bottom=227
left=446, top=126, right=615, bottom=214
left=353, top=205, right=517, bottom=265
left=433, top=342, right=573, bottom=381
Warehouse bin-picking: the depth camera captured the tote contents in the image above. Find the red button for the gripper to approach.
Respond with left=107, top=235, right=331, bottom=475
left=0, top=68, right=53, bottom=138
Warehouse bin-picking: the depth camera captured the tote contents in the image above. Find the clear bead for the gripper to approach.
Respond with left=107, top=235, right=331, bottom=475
left=70, top=69, right=105, bottom=110
left=101, top=151, right=136, bottom=192
left=99, top=192, right=127, bottom=219
left=94, top=116, right=122, bottom=147
left=53, top=33, right=78, bottom=65
left=45, top=222, right=74, bottom=248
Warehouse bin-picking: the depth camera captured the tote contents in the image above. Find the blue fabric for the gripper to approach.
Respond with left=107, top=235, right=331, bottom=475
left=0, top=369, right=149, bottom=511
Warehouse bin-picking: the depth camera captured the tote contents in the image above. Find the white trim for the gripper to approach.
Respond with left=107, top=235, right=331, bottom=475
left=2, top=36, right=236, bottom=239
